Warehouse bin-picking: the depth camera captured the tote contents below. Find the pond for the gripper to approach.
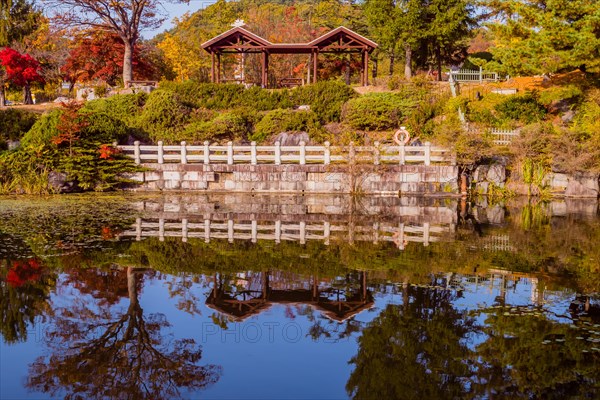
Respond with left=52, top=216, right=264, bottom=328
left=1, top=193, right=599, bottom=399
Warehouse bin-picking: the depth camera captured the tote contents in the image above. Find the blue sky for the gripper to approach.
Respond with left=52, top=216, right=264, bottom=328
left=146, top=0, right=217, bottom=38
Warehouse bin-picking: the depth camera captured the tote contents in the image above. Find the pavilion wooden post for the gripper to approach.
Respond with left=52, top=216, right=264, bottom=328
left=216, top=53, right=221, bottom=83
left=261, top=50, right=269, bottom=88
left=312, top=49, right=318, bottom=84
left=211, top=52, right=216, bottom=83
left=363, top=49, right=370, bottom=86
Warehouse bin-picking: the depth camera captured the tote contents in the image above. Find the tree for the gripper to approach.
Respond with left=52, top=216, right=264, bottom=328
left=0, top=0, right=40, bottom=47
left=479, top=0, right=600, bottom=75
left=0, top=47, right=43, bottom=104
left=43, top=0, right=186, bottom=86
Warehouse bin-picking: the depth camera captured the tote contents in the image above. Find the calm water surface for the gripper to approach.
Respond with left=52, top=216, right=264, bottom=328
left=0, top=194, right=599, bottom=399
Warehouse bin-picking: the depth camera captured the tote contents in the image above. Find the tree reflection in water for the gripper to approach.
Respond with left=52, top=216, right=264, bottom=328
left=346, top=277, right=477, bottom=400
left=26, top=267, right=221, bottom=400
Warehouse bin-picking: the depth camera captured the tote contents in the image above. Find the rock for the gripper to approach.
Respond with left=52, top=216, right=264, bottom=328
left=549, top=99, right=572, bottom=114
left=565, top=173, right=599, bottom=198
left=296, top=105, right=311, bottom=111
left=544, top=172, right=569, bottom=191
left=506, top=180, right=539, bottom=196
left=272, top=131, right=310, bottom=146
left=561, top=110, right=576, bottom=124
left=487, top=165, right=506, bottom=185
left=48, top=172, right=76, bottom=193
left=7, top=140, right=19, bottom=150
left=472, top=165, right=489, bottom=183
left=491, top=155, right=511, bottom=166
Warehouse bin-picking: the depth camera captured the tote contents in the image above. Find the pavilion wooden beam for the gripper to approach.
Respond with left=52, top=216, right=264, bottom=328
left=363, top=49, right=370, bottom=86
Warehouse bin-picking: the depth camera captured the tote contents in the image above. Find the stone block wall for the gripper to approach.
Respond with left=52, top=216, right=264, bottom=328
left=127, top=164, right=460, bottom=195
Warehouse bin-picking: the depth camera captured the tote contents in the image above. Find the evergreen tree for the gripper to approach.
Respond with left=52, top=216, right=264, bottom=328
left=480, top=0, right=600, bottom=75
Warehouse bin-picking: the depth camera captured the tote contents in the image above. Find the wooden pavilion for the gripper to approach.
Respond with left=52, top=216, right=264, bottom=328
left=201, top=26, right=378, bottom=88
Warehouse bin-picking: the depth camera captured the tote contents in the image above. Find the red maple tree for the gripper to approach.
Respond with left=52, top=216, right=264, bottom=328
left=0, top=48, right=44, bottom=105
left=62, top=30, right=156, bottom=88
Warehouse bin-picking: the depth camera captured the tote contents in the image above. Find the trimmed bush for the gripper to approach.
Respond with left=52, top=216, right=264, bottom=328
left=138, top=90, right=193, bottom=143
left=20, top=110, right=62, bottom=148
left=293, top=81, right=357, bottom=123
left=182, top=108, right=256, bottom=144
left=495, top=94, right=546, bottom=124
left=341, top=93, right=416, bottom=131
left=252, top=109, right=323, bottom=143
left=83, top=93, right=147, bottom=126
left=0, top=109, right=38, bottom=149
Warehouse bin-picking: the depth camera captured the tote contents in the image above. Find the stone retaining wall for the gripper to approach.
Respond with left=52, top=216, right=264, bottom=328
left=127, top=164, right=460, bottom=195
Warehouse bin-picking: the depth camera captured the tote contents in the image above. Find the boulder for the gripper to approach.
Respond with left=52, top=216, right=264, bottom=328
left=272, top=131, right=310, bottom=146
left=486, top=205, right=505, bottom=225
left=48, top=172, right=76, bottom=193
left=472, top=165, right=489, bottom=183
left=487, top=164, right=506, bottom=185
left=565, top=173, right=599, bottom=198
left=475, top=181, right=489, bottom=195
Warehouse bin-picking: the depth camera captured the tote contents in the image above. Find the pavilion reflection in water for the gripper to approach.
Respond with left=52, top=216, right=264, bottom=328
left=206, top=271, right=373, bottom=322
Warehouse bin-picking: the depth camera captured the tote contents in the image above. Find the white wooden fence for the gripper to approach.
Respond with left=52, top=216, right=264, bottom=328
left=489, top=128, right=519, bottom=146
left=117, top=141, right=456, bottom=166
left=450, top=67, right=499, bottom=83
left=120, top=218, right=455, bottom=249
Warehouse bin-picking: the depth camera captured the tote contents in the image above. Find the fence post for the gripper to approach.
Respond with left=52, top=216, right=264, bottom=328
left=181, top=141, right=187, bottom=164
left=181, top=218, right=188, bottom=242
left=275, top=142, right=281, bottom=165
left=204, top=219, right=211, bottom=243
left=251, top=141, right=257, bottom=165
left=479, top=66, right=483, bottom=84
left=157, top=141, right=164, bottom=164
left=424, top=142, right=431, bottom=166
left=399, top=142, right=406, bottom=166
left=203, top=141, right=210, bottom=165
left=275, top=220, right=281, bottom=244
left=251, top=220, right=257, bottom=243
left=227, top=141, right=233, bottom=165
left=134, top=141, right=141, bottom=165
left=300, top=221, right=306, bottom=244
left=299, top=141, right=306, bottom=165
left=373, top=141, right=380, bottom=165
left=135, top=217, right=142, bottom=241
left=349, top=141, right=356, bottom=165
left=159, top=218, right=165, bottom=241
left=423, top=222, right=430, bottom=247
left=324, top=141, right=331, bottom=165
left=228, top=219, right=234, bottom=243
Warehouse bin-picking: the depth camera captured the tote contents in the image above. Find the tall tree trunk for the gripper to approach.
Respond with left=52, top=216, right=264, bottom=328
left=435, top=44, right=442, bottom=81
left=404, top=45, right=412, bottom=80
left=345, top=54, right=351, bottom=85
left=23, top=82, right=32, bottom=105
left=123, top=39, right=134, bottom=87
left=389, top=52, right=395, bottom=76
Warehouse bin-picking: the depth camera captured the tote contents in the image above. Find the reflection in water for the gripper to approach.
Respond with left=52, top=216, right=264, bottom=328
left=208, top=271, right=373, bottom=322
left=0, top=194, right=599, bottom=399
left=26, top=267, right=221, bottom=400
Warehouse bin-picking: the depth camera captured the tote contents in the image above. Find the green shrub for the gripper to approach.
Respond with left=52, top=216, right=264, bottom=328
left=341, top=93, right=415, bottom=131
left=292, top=81, right=357, bottom=123
left=0, top=109, right=38, bottom=147
left=20, top=109, right=62, bottom=148
left=538, top=85, right=583, bottom=106
left=138, top=90, right=192, bottom=143
left=495, top=94, right=546, bottom=124
left=252, top=109, right=323, bottom=143
left=83, top=93, right=147, bottom=127
left=182, top=108, right=256, bottom=143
